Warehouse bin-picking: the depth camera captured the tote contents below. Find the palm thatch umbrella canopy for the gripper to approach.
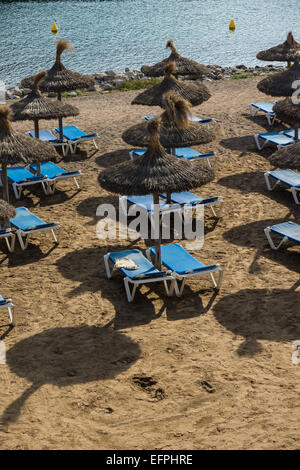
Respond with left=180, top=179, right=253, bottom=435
left=267, top=142, right=300, bottom=170
left=21, top=39, right=95, bottom=93
left=0, top=199, right=16, bottom=229
left=99, top=118, right=214, bottom=267
left=257, top=58, right=300, bottom=97
left=141, top=40, right=209, bottom=79
left=273, top=98, right=300, bottom=139
left=256, top=32, right=300, bottom=64
left=0, top=106, right=57, bottom=201
left=132, top=62, right=211, bottom=108
left=123, top=91, right=216, bottom=148
left=21, top=39, right=95, bottom=139
left=11, top=71, right=79, bottom=139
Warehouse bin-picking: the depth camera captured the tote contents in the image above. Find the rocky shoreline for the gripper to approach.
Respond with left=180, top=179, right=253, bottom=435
left=5, top=63, right=286, bottom=99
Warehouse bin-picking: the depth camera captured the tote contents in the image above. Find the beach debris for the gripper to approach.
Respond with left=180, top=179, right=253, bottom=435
left=113, top=258, right=140, bottom=270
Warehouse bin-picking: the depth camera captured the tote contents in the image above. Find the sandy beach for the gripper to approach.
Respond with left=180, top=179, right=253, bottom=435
left=0, top=76, right=299, bottom=450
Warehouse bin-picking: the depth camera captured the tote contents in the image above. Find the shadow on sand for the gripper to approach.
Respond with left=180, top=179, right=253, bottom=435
left=213, top=285, right=300, bottom=356
left=1, top=325, right=141, bottom=428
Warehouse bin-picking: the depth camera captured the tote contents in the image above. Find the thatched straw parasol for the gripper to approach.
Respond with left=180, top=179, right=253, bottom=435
left=0, top=106, right=57, bottom=201
left=123, top=91, right=216, bottom=149
left=257, top=56, right=300, bottom=97
left=21, top=39, right=95, bottom=93
left=11, top=71, right=79, bottom=144
left=0, top=199, right=16, bottom=229
left=21, top=39, right=95, bottom=138
left=132, top=62, right=211, bottom=108
left=267, top=142, right=300, bottom=169
left=141, top=40, right=209, bottom=79
left=99, top=117, right=214, bottom=267
left=273, top=98, right=300, bottom=139
left=257, top=32, right=300, bottom=65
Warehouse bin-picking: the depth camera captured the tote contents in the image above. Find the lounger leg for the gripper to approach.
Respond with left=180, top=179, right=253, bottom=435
left=104, top=254, right=112, bottom=279
left=264, top=228, right=287, bottom=250
left=264, top=173, right=280, bottom=191
left=7, top=305, right=14, bottom=325
left=174, top=278, right=186, bottom=297
left=291, top=187, right=300, bottom=204
left=210, top=269, right=224, bottom=291
left=41, top=181, right=50, bottom=196
left=129, top=151, right=134, bottom=160
left=47, top=182, right=56, bottom=195
left=210, top=205, right=217, bottom=218
left=124, top=278, right=137, bottom=302
left=12, top=183, right=21, bottom=200
left=93, top=139, right=98, bottom=150
left=254, top=135, right=263, bottom=151
left=51, top=228, right=59, bottom=244
left=163, top=279, right=176, bottom=296
left=17, top=232, right=29, bottom=250
left=73, top=176, right=81, bottom=190
left=249, top=105, right=256, bottom=118
left=4, top=234, right=16, bottom=253
left=206, top=159, right=212, bottom=168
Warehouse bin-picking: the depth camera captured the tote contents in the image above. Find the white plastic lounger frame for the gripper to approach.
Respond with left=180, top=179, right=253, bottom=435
left=264, top=227, right=290, bottom=250
left=15, top=223, right=61, bottom=250
left=46, top=172, right=83, bottom=195
left=12, top=178, right=50, bottom=200
left=264, top=172, right=300, bottom=204
left=249, top=102, right=277, bottom=126
left=254, top=133, right=295, bottom=151
left=104, top=253, right=176, bottom=302
left=27, top=131, right=69, bottom=156
left=0, top=230, right=16, bottom=252
left=63, top=134, right=99, bottom=154
left=0, top=298, right=14, bottom=324
left=119, top=196, right=183, bottom=231
left=145, top=250, right=224, bottom=297
left=129, top=150, right=217, bottom=168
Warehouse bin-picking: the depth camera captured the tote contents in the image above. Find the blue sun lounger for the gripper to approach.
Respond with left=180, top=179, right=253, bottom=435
left=264, top=221, right=300, bottom=250
left=264, top=169, right=300, bottom=204
left=282, top=129, right=300, bottom=139
left=119, top=195, right=182, bottom=231
left=0, top=294, right=14, bottom=325
left=0, top=167, right=49, bottom=199
left=129, top=148, right=217, bottom=166
left=28, top=161, right=82, bottom=194
left=54, top=125, right=99, bottom=154
left=104, top=249, right=176, bottom=302
left=143, top=114, right=214, bottom=124
left=10, top=207, right=60, bottom=250
left=254, top=132, right=296, bottom=150
left=0, top=228, right=15, bottom=252
left=249, top=101, right=277, bottom=126
left=160, top=192, right=224, bottom=217
left=146, top=243, right=223, bottom=296
left=28, top=130, right=69, bottom=156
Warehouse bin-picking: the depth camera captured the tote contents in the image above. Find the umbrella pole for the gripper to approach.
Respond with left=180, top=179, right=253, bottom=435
left=34, top=118, right=41, bottom=176
left=153, top=193, right=161, bottom=269
left=57, top=92, right=64, bottom=141
left=2, top=163, right=9, bottom=202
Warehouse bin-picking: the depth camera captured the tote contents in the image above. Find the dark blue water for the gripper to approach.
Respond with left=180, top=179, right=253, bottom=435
left=1, top=0, right=300, bottom=86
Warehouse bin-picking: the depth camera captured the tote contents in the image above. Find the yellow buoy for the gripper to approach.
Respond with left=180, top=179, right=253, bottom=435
left=51, top=22, right=58, bottom=34
left=229, top=19, right=236, bottom=30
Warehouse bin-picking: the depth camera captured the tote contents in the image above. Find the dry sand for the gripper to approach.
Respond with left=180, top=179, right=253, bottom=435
left=0, top=77, right=299, bottom=450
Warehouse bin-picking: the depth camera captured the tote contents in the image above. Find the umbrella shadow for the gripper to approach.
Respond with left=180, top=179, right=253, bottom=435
left=76, top=195, right=120, bottom=226
left=217, top=171, right=300, bottom=216
left=1, top=325, right=140, bottom=428
left=220, top=134, right=260, bottom=153
left=95, top=149, right=131, bottom=168
left=0, top=242, right=58, bottom=267
left=222, top=217, right=300, bottom=274
left=213, top=287, right=300, bottom=356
